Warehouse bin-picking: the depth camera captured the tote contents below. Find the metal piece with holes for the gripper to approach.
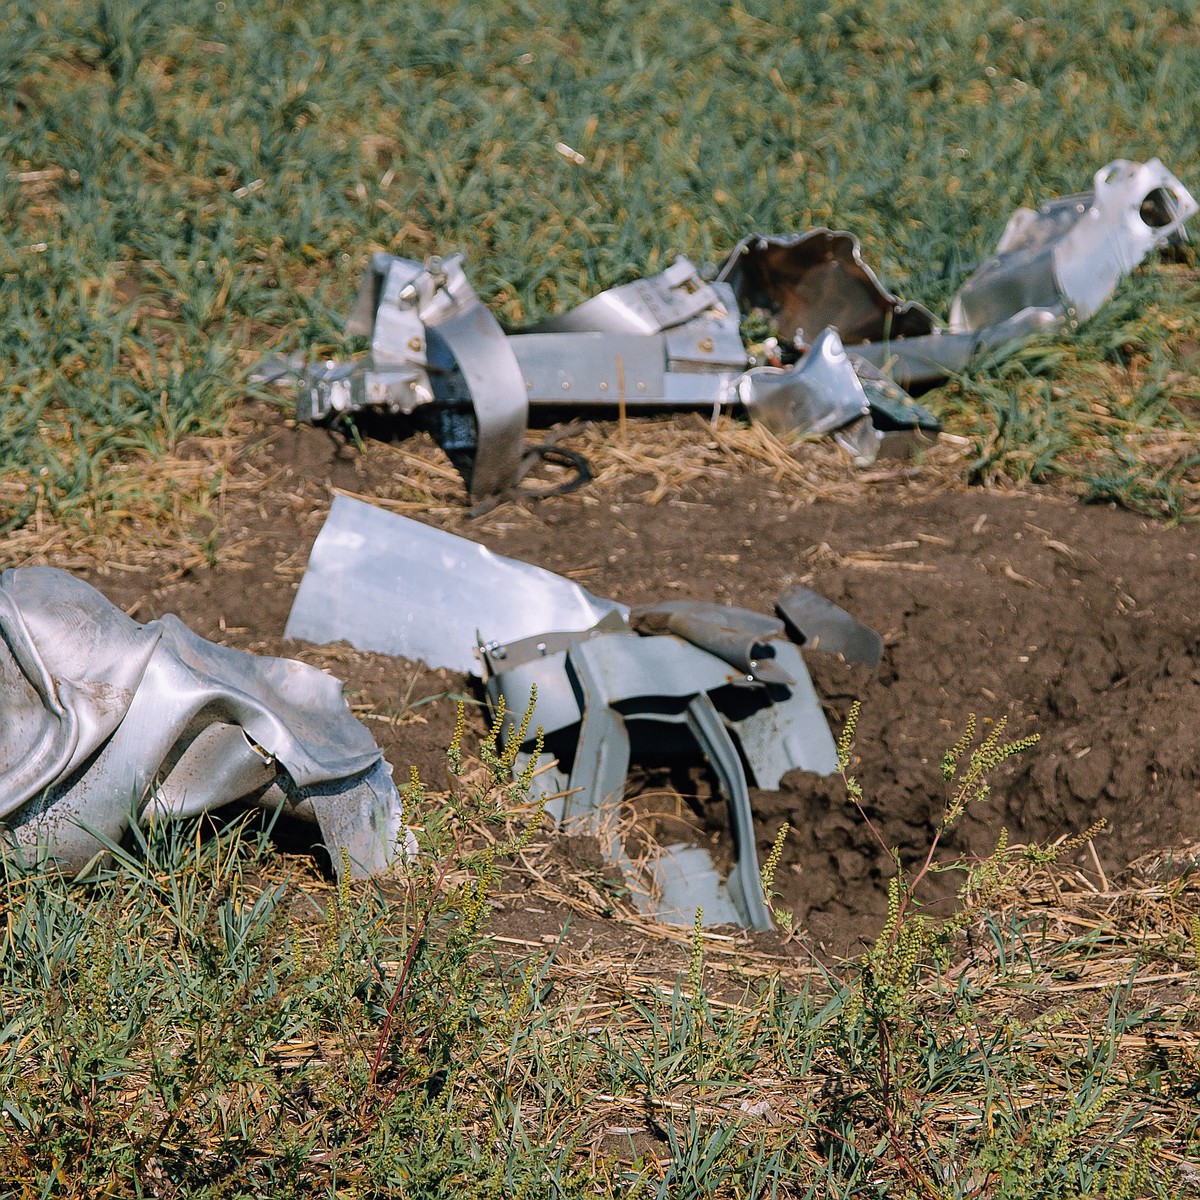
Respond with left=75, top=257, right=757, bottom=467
left=950, top=158, right=1199, bottom=332
left=0, top=567, right=414, bottom=878
left=508, top=266, right=747, bottom=408
left=286, top=158, right=1194, bottom=498
left=295, top=247, right=938, bottom=492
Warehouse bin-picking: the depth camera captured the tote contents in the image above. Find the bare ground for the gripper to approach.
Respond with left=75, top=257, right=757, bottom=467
left=31, top=402, right=1200, bottom=959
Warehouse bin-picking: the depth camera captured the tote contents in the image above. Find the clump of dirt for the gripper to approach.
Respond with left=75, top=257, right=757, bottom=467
left=68, top=406, right=1200, bottom=957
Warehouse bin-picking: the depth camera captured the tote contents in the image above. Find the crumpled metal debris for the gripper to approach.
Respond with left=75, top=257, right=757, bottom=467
left=331, top=252, right=530, bottom=499
left=286, top=497, right=879, bottom=929
left=279, top=157, right=1192, bottom=501
left=0, top=567, right=414, bottom=877
left=949, top=158, right=1197, bottom=331
left=287, top=246, right=937, bottom=498
left=721, top=157, right=1197, bottom=389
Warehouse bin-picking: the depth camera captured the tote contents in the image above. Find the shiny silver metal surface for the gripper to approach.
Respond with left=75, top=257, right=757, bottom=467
left=737, top=326, right=871, bottom=438
left=0, top=567, right=413, bottom=878
left=285, top=497, right=858, bottom=929
left=297, top=250, right=934, bottom=494
left=950, top=158, right=1199, bottom=333
left=286, top=158, right=1195, bottom=501
left=284, top=495, right=624, bottom=672
left=311, top=254, right=529, bottom=500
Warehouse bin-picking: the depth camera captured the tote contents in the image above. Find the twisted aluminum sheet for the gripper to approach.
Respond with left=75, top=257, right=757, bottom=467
left=0, top=567, right=412, bottom=877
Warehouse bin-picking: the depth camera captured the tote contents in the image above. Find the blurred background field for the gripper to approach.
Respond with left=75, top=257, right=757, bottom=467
left=3, top=0, right=1200, bottom=535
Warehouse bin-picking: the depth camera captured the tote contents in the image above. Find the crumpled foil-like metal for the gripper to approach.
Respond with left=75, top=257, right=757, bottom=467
left=0, top=567, right=412, bottom=877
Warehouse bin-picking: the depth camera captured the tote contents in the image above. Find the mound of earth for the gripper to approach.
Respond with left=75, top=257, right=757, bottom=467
left=69, top=408, right=1200, bottom=957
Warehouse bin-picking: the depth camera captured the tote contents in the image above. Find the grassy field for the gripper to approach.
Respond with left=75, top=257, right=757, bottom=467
left=3, top=720, right=1198, bottom=1197
left=3, top=1, right=1200, bottom=1195
left=2, top=0, right=1200, bottom=534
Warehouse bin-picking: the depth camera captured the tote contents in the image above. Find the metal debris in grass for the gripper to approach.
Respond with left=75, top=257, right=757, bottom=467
left=4, top=773, right=1198, bottom=1193
left=286, top=245, right=940, bottom=502
left=278, top=159, right=1194, bottom=514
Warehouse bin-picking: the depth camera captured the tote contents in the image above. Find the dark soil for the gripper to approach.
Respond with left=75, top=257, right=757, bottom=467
left=76, top=406, right=1200, bottom=958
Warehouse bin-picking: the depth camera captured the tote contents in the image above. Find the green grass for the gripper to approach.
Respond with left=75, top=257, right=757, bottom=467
left=2, top=714, right=1197, bottom=1197
left=3, top=8, right=1200, bottom=1190
left=3, top=0, right=1200, bottom=531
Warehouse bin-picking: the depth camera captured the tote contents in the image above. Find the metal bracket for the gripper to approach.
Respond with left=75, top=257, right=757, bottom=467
left=308, top=254, right=529, bottom=500
left=478, top=613, right=849, bottom=931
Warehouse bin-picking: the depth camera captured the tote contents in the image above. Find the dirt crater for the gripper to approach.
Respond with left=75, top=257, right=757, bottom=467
left=73, top=410, right=1200, bottom=955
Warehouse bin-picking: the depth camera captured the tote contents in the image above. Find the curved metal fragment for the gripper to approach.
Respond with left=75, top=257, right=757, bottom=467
left=482, top=626, right=774, bottom=929
left=308, top=253, right=529, bottom=500
left=427, top=256, right=530, bottom=498
left=718, top=228, right=937, bottom=347
left=629, top=600, right=793, bottom=684
left=738, top=326, right=870, bottom=436
left=479, top=619, right=845, bottom=930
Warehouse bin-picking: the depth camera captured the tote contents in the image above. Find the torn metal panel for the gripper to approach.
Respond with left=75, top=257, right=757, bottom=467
left=629, top=600, right=793, bottom=684
left=841, top=354, right=942, bottom=460
left=718, top=234, right=974, bottom=391
left=286, top=498, right=861, bottom=930
left=737, top=328, right=939, bottom=465
left=0, top=567, right=413, bottom=878
left=479, top=624, right=776, bottom=929
left=284, top=494, right=624, bottom=672
left=737, top=326, right=871, bottom=439
left=717, top=228, right=938, bottom=348
left=950, top=158, right=1199, bottom=332
left=478, top=616, right=842, bottom=930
